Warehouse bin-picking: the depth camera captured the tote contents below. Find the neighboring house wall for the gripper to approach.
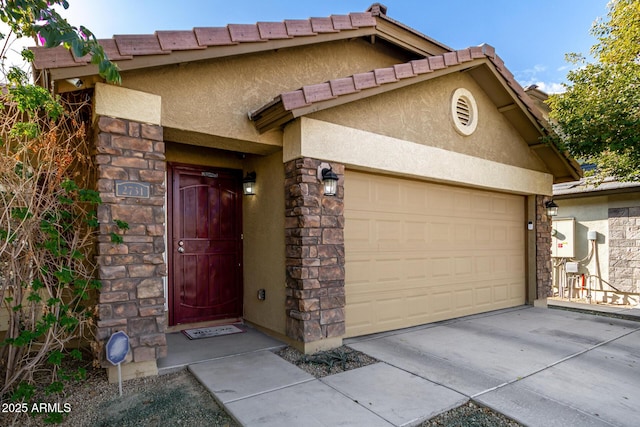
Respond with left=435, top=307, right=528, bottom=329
left=554, top=192, right=640, bottom=300
left=609, top=205, right=640, bottom=293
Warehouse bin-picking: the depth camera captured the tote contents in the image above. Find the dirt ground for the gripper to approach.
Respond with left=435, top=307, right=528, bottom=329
left=2, top=368, right=237, bottom=427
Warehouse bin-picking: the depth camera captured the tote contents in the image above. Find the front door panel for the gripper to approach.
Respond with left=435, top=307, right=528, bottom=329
left=169, top=164, right=242, bottom=325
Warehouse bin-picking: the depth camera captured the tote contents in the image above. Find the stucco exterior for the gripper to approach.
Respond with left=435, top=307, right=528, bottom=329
left=27, top=5, right=582, bottom=376
left=284, top=117, right=552, bottom=196
left=118, top=39, right=411, bottom=152
left=309, top=72, right=548, bottom=173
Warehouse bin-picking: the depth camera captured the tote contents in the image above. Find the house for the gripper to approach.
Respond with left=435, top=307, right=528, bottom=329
left=27, top=4, right=581, bottom=379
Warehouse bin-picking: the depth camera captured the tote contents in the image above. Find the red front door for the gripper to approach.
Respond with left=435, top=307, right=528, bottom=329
left=168, top=164, right=243, bottom=326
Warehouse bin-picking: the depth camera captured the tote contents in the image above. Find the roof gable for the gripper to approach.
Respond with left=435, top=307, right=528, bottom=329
left=248, top=44, right=581, bottom=183
left=29, top=4, right=580, bottom=183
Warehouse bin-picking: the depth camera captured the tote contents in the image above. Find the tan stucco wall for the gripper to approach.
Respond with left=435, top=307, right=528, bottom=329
left=242, top=151, right=286, bottom=335
left=165, top=142, right=243, bottom=169
left=118, top=38, right=410, bottom=153
left=309, top=72, right=548, bottom=173
left=94, top=83, right=161, bottom=125
left=285, top=117, right=553, bottom=196
left=554, top=193, right=640, bottom=286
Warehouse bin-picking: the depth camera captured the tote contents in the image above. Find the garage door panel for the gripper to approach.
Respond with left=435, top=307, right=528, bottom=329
left=374, top=258, right=402, bottom=282
left=345, top=171, right=526, bottom=337
left=455, top=289, right=474, bottom=310
left=475, top=285, right=493, bottom=306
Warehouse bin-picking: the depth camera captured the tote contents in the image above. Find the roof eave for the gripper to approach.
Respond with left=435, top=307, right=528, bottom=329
left=44, top=27, right=379, bottom=82
left=465, top=61, right=582, bottom=182
left=250, top=54, right=582, bottom=183
left=251, top=60, right=480, bottom=134
left=372, top=12, right=453, bottom=55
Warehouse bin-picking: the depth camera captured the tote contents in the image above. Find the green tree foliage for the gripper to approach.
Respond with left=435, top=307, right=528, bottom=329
left=0, top=0, right=121, bottom=83
left=0, top=1, right=121, bottom=423
left=547, top=0, right=640, bottom=182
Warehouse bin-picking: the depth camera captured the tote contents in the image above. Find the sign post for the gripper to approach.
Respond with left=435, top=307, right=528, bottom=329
left=106, top=331, right=130, bottom=397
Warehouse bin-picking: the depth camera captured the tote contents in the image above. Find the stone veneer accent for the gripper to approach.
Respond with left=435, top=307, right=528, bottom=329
left=608, top=207, right=640, bottom=293
left=536, top=195, right=553, bottom=298
left=94, top=116, right=167, bottom=364
left=284, top=158, right=346, bottom=345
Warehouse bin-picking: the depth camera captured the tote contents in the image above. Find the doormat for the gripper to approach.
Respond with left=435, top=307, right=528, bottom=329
left=182, top=324, right=245, bottom=340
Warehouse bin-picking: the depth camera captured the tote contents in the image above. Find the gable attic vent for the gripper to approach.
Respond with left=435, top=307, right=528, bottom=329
left=451, top=88, right=478, bottom=136
left=456, top=98, right=471, bottom=126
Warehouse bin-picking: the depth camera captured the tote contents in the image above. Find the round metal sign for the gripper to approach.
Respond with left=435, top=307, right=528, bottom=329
left=106, top=331, right=130, bottom=365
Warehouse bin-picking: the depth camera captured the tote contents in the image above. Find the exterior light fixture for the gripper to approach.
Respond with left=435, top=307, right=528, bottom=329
left=320, top=167, right=338, bottom=196
left=243, top=171, right=256, bottom=195
left=316, top=162, right=339, bottom=196
left=545, top=200, right=558, bottom=217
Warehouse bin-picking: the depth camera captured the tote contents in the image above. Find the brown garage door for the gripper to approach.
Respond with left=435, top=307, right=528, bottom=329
left=344, top=171, right=526, bottom=337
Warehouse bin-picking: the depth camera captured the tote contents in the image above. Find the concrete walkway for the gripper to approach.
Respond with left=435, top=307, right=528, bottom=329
left=188, top=306, right=640, bottom=426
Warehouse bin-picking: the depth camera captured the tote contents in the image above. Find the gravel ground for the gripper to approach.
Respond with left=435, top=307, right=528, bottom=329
left=275, top=346, right=522, bottom=426
left=419, top=402, right=522, bottom=427
left=275, top=345, right=379, bottom=378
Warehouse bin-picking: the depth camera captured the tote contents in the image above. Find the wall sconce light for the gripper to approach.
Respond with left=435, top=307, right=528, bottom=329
left=317, top=163, right=338, bottom=196
left=545, top=200, right=558, bottom=217
left=243, top=171, right=256, bottom=195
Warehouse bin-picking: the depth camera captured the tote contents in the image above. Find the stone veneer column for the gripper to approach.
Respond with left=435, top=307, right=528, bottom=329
left=536, top=195, right=553, bottom=298
left=94, top=116, right=167, bottom=379
left=608, top=207, right=640, bottom=293
left=284, top=158, right=345, bottom=352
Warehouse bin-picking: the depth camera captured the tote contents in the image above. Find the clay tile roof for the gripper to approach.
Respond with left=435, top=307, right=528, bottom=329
left=303, top=83, right=335, bottom=103
left=96, top=39, right=134, bottom=61
left=113, top=34, right=168, bottom=56
left=331, top=15, right=355, bottom=30
left=257, top=22, right=290, bottom=39
left=443, top=51, right=459, bottom=66
left=353, top=72, right=377, bottom=90
left=329, top=77, right=359, bottom=96
left=427, top=56, right=445, bottom=70
left=469, top=45, right=485, bottom=59
left=349, top=12, right=377, bottom=27
left=193, top=27, right=236, bottom=46
left=156, top=31, right=206, bottom=51
left=309, top=17, right=340, bottom=33
left=280, top=91, right=309, bottom=110
left=250, top=44, right=550, bottom=137
left=456, top=48, right=472, bottom=63
left=32, top=46, right=83, bottom=70
left=284, top=20, right=316, bottom=37
left=228, top=24, right=265, bottom=43
left=30, top=10, right=377, bottom=71
left=374, top=67, right=397, bottom=85
left=409, top=58, right=431, bottom=74
left=249, top=42, right=582, bottom=181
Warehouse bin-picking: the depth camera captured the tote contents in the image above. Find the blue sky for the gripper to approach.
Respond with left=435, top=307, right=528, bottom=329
left=18, top=1, right=612, bottom=93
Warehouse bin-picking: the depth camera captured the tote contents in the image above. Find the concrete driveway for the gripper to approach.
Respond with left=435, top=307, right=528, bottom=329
left=348, top=306, right=640, bottom=426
